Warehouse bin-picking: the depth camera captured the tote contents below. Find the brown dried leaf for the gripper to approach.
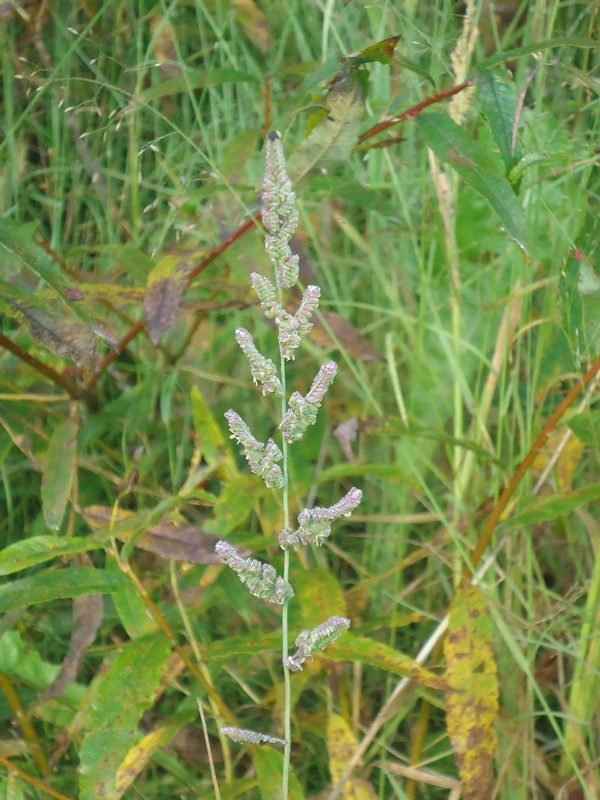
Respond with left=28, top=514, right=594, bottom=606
left=81, top=505, right=242, bottom=564
left=39, top=593, right=103, bottom=702
left=310, top=310, right=383, bottom=362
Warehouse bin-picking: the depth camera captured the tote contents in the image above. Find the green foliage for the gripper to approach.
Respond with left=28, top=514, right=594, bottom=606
left=0, top=1, right=599, bottom=799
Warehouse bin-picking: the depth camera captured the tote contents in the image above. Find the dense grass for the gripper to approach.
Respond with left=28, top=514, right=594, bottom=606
left=0, top=1, right=599, bottom=798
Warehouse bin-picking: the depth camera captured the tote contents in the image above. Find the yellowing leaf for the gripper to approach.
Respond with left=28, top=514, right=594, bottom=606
left=532, top=429, right=585, bottom=492
left=327, top=714, right=377, bottom=799
left=116, top=725, right=176, bottom=798
left=287, top=75, right=364, bottom=184
left=444, top=581, right=499, bottom=800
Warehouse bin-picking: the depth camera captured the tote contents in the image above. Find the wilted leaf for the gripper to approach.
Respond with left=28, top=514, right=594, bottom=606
left=333, top=416, right=358, bottom=462
left=79, top=635, right=172, bottom=800
left=0, top=282, right=99, bottom=371
left=0, top=536, right=103, bottom=576
left=234, top=0, right=269, bottom=53
left=81, top=504, right=239, bottom=564
left=532, top=430, right=584, bottom=493
left=41, top=416, right=79, bottom=530
left=476, top=68, right=522, bottom=174
left=253, top=747, right=306, bottom=800
left=444, top=580, right=499, bottom=800
left=72, top=283, right=145, bottom=304
left=341, top=35, right=401, bottom=67
left=327, top=634, right=449, bottom=692
left=327, top=713, right=377, bottom=799
left=144, top=249, right=206, bottom=345
left=0, top=568, right=132, bottom=613
left=416, top=111, right=528, bottom=252
left=287, top=75, right=364, bottom=183
left=39, top=593, right=103, bottom=701
left=310, top=309, right=383, bottom=361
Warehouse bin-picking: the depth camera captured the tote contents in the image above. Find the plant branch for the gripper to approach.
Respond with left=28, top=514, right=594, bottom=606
left=0, top=332, right=98, bottom=409
left=469, top=355, right=600, bottom=571
left=358, top=80, right=474, bottom=144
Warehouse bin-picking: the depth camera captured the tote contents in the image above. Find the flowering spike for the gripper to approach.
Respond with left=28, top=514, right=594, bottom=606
left=262, top=132, right=299, bottom=289
left=235, top=327, right=282, bottom=395
left=284, top=616, right=351, bottom=671
left=278, top=284, right=321, bottom=360
left=215, top=541, right=294, bottom=604
left=293, top=487, right=363, bottom=546
left=220, top=726, right=286, bottom=746
left=224, top=410, right=284, bottom=489
left=251, top=272, right=280, bottom=319
left=280, top=361, right=338, bottom=443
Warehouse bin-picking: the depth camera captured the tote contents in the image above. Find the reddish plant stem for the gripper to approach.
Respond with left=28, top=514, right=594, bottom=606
left=468, top=355, right=600, bottom=572
left=0, top=331, right=98, bottom=408
left=358, top=79, right=474, bottom=144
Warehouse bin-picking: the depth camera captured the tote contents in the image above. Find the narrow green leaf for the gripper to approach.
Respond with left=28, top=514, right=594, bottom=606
left=79, top=635, right=172, bottom=800
left=0, top=568, right=132, bottom=613
left=327, top=634, right=448, bottom=692
left=416, top=111, right=528, bottom=252
left=41, top=417, right=79, bottom=530
left=476, top=68, right=522, bottom=173
left=0, top=536, right=103, bottom=576
left=568, top=410, right=600, bottom=446
left=476, top=36, right=597, bottom=70
left=132, top=68, right=258, bottom=105
left=504, top=482, right=600, bottom=528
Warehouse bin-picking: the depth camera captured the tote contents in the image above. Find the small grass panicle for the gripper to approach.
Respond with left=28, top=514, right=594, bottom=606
left=215, top=132, right=361, bottom=795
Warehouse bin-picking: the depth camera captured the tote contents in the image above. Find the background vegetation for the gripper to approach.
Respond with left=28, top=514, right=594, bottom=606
left=0, top=1, right=599, bottom=798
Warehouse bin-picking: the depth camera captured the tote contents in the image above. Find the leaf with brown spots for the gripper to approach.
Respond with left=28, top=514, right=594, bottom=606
left=327, top=713, right=377, bottom=799
left=144, top=249, right=206, bottom=345
left=444, top=580, right=499, bottom=800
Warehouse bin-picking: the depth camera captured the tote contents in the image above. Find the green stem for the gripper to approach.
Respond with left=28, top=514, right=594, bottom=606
left=278, top=285, right=291, bottom=799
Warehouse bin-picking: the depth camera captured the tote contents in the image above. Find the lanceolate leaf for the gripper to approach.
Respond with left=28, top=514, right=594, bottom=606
left=327, top=634, right=449, bottom=692
left=41, top=416, right=79, bottom=530
left=476, top=35, right=597, bottom=70
left=341, top=34, right=401, bottom=68
left=79, top=635, right=172, bottom=800
left=416, top=111, right=528, bottom=252
left=502, top=481, right=600, bottom=528
left=130, top=68, right=259, bottom=105
left=0, top=568, right=132, bottom=613
left=476, top=68, right=522, bottom=174
left=0, top=536, right=103, bottom=576
left=287, top=75, right=364, bottom=183
left=144, top=249, right=205, bottom=345
left=327, top=714, right=377, bottom=799
left=444, top=581, right=499, bottom=800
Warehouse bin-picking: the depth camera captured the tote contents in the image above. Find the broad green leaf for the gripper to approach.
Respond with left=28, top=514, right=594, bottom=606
left=504, top=482, right=600, bottom=528
left=253, top=747, right=305, bottom=800
left=476, top=68, right=522, bottom=174
left=507, top=143, right=593, bottom=184
left=144, top=249, right=205, bottom=345
left=0, top=568, right=132, bottom=613
left=191, top=384, right=234, bottom=468
left=214, top=473, right=264, bottom=535
left=444, top=581, right=498, bottom=800
left=416, top=111, right=528, bottom=252
left=327, top=714, right=377, bottom=799
left=287, top=74, right=364, bottom=184
left=132, top=68, right=258, bottom=105
left=327, top=634, right=448, bottom=692
left=476, top=36, right=597, bottom=70
left=41, top=417, right=79, bottom=530
left=204, top=631, right=281, bottom=661
left=79, top=635, right=172, bottom=800
left=568, top=410, right=600, bottom=446
left=0, top=281, right=99, bottom=371
left=0, top=535, right=103, bottom=575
